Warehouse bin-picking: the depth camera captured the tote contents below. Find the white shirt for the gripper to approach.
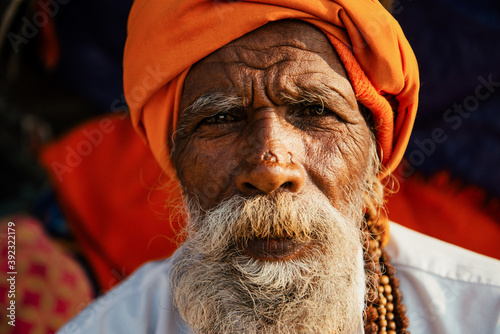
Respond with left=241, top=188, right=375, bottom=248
left=58, top=223, right=500, bottom=334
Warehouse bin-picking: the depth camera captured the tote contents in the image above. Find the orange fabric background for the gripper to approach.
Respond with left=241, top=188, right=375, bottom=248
left=41, top=114, right=183, bottom=290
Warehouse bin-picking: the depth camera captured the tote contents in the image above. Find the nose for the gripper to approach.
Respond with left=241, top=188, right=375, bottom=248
left=236, top=149, right=305, bottom=195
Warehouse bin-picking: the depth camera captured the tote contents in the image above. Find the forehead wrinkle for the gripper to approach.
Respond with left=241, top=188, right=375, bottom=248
left=223, top=44, right=325, bottom=71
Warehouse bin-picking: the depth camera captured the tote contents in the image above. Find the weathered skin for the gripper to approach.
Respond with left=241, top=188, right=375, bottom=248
left=173, top=20, right=372, bottom=221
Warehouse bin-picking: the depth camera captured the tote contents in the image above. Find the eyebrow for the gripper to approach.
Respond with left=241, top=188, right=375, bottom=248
left=177, top=92, right=244, bottom=133
left=178, top=83, right=354, bottom=132
left=185, top=92, right=243, bottom=115
left=280, top=83, right=353, bottom=108
left=279, top=87, right=328, bottom=108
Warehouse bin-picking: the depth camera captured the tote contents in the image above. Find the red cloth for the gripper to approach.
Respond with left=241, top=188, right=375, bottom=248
left=40, top=114, right=184, bottom=290
left=386, top=172, right=500, bottom=260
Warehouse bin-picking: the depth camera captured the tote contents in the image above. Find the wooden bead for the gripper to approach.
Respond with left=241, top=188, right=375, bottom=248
left=385, top=264, right=396, bottom=276
left=381, top=250, right=391, bottom=262
left=395, top=303, right=406, bottom=314
left=365, top=238, right=411, bottom=334
left=394, top=310, right=409, bottom=330
left=365, top=322, right=378, bottom=333
left=394, top=289, right=403, bottom=301
left=390, top=276, right=400, bottom=288
left=366, top=306, right=378, bottom=322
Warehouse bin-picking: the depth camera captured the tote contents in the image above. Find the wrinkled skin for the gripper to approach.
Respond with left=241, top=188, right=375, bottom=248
left=173, top=20, right=372, bottom=215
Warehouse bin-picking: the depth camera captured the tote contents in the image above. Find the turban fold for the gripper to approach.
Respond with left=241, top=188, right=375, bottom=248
left=124, top=0, right=419, bottom=179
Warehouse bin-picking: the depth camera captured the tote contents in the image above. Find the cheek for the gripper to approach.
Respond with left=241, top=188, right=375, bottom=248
left=303, top=124, right=371, bottom=205
left=175, top=137, right=238, bottom=209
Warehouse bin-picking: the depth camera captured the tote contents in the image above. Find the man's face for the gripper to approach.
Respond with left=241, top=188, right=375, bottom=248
left=170, top=20, right=376, bottom=333
left=174, top=20, right=372, bottom=214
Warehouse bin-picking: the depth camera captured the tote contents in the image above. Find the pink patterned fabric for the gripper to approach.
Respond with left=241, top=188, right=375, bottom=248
left=0, top=215, right=93, bottom=333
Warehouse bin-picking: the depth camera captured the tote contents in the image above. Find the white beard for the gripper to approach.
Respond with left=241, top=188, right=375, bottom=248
left=169, top=194, right=367, bottom=334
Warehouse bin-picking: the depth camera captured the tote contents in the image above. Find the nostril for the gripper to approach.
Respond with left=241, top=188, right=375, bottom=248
left=244, top=182, right=258, bottom=191
left=236, top=163, right=304, bottom=195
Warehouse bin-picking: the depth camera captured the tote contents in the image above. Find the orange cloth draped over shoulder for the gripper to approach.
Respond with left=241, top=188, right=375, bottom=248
left=124, top=0, right=420, bottom=180
left=41, top=114, right=184, bottom=290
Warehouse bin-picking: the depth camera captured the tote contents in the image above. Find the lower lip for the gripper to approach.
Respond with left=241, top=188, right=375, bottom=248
left=241, top=238, right=310, bottom=261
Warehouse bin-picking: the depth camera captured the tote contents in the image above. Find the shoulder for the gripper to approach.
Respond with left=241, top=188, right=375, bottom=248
left=387, top=222, right=500, bottom=334
left=57, top=259, right=190, bottom=334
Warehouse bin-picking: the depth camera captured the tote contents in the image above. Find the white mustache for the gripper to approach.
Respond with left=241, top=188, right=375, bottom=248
left=186, top=193, right=363, bottom=252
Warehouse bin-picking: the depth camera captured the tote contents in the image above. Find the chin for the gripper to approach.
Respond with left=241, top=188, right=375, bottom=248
left=169, top=194, right=367, bottom=334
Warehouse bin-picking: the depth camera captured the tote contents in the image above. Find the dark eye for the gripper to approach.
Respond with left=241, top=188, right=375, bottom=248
left=203, top=113, right=239, bottom=124
left=302, top=105, right=331, bottom=116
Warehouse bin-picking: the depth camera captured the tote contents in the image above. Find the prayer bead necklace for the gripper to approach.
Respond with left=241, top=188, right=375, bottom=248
left=363, top=221, right=410, bottom=334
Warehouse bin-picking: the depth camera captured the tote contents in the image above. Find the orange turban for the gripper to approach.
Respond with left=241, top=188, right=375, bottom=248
left=124, top=0, right=419, bottom=179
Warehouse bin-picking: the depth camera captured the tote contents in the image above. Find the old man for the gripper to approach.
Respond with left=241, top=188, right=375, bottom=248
left=59, top=0, right=500, bottom=333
